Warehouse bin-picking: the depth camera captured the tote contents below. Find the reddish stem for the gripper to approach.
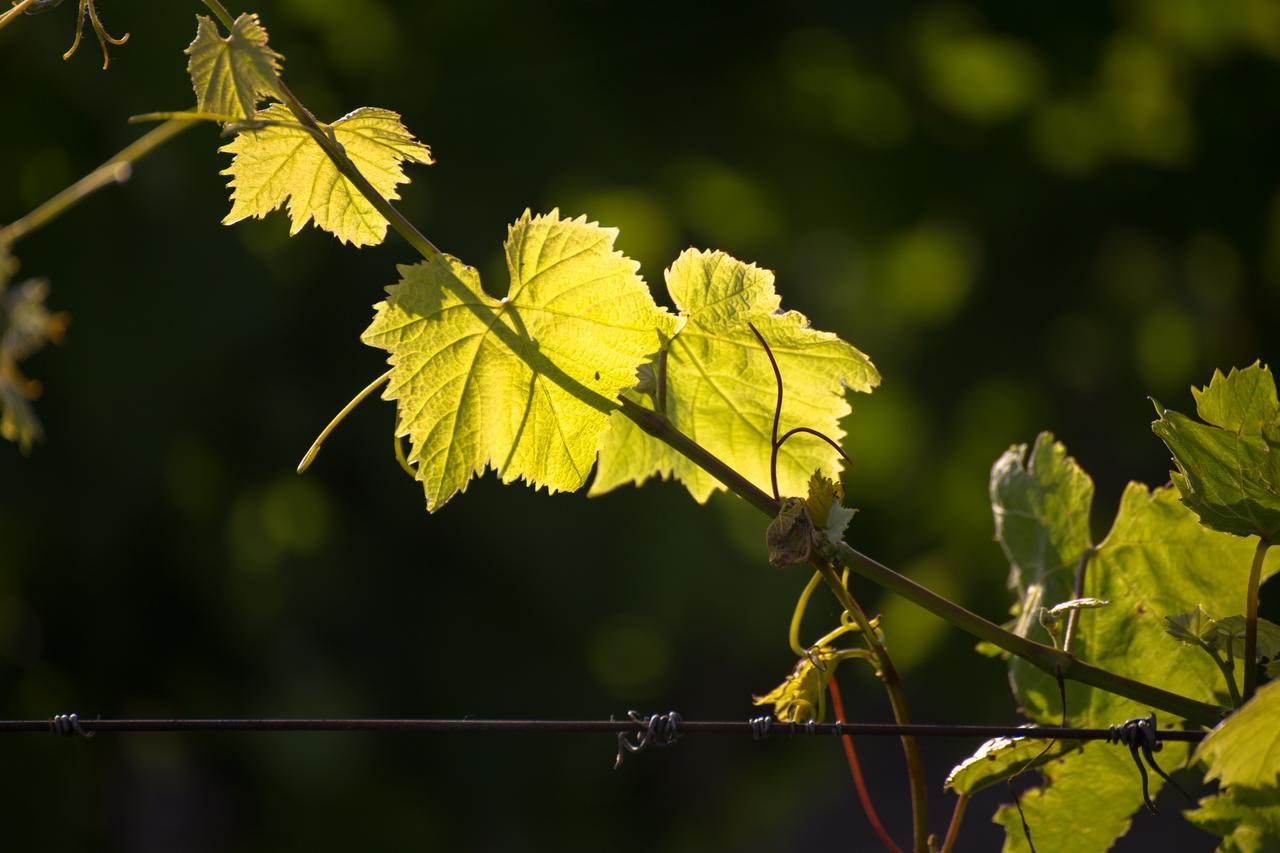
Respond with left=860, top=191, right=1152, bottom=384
left=828, top=677, right=903, bottom=853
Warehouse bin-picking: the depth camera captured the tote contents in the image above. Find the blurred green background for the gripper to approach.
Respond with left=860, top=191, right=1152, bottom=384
left=2, top=0, right=1280, bottom=850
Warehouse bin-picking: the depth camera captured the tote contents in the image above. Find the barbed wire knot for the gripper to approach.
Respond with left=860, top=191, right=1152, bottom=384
left=1105, top=712, right=1189, bottom=812
left=613, top=710, right=682, bottom=769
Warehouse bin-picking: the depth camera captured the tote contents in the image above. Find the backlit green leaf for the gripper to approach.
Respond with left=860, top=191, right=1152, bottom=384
left=362, top=210, right=678, bottom=511
left=945, top=736, right=1080, bottom=796
left=1185, top=788, right=1280, bottom=853
left=1152, top=363, right=1280, bottom=540
left=220, top=104, right=432, bottom=247
left=806, top=471, right=856, bottom=542
left=185, top=13, right=282, bottom=120
left=989, top=431, right=1279, bottom=851
left=1195, top=678, right=1280, bottom=790
left=591, top=249, right=879, bottom=503
left=752, top=646, right=842, bottom=723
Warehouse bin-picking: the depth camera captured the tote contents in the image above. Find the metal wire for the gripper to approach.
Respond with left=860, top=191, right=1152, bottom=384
left=0, top=714, right=1209, bottom=742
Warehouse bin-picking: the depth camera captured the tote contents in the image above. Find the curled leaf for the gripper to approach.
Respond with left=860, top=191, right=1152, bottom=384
left=752, top=646, right=841, bottom=723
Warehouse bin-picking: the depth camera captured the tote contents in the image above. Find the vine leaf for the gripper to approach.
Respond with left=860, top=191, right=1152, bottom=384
left=806, top=471, right=856, bottom=542
left=185, top=13, right=282, bottom=120
left=945, top=736, right=1080, bottom=797
left=220, top=104, right=433, bottom=247
left=989, top=432, right=1279, bottom=852
left=591, top=249, right=878, bottom=503
left=1195, top=678, right=1280, bottom=790
left=362, top=210, right=678, bottom=511
left=1184, top=787, right=1280, bottom=853
left=1152, top=363, right=1280, bottom=540
left=752, top=646, right=841, bottom=723
left=0, top=259, right=68, bottom=453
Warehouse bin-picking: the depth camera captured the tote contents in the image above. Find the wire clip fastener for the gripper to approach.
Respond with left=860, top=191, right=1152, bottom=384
left=50, top=713, right=94, bottom=738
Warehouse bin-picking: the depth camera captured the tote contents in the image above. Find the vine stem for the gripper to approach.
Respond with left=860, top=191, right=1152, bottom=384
left=828, top=677, right=902, bottom=853
left=0, top=119, right=196, bottom=247
left=0, top=0, right=36, bottom=33
left=819, top=562, right=928, bottom=853
left=1243, top=538, right=1270, bottom=701
left=265, top=20, right=1229, bottom=730
left=940, top=794, right=968, bottom=853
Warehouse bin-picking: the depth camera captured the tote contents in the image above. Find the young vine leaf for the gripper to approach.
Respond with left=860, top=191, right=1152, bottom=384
left=362, top=210, right=678, bottom=511
left=0, top=262, right=68, bottom=453
left=752, top=646, right=842, bottom=723
left=1184, top=787, right=1280, bottom=853
left=591, top=249, right=878, bottom=503
left=1152, top=362, right=1280, bottom=540
left=220, top=104, right=432, bottom=247
left=186, top=13, right=282, bottom=120
left=985, top=432, right=1279, bottom=852
left=944, top=736, right=1080, bottom=797
left=1195, top=678, right=1280, bottom=790
left=805, top=471, right=856, bottom=542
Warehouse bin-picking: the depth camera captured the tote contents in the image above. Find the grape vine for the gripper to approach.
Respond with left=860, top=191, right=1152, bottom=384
left=3, top=3, right=1279, bottom=851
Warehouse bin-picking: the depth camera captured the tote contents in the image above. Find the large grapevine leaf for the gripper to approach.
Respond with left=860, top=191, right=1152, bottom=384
left=362, top=210, right=678, bottom=511
left=220, top=104, right=433, bottom=247
left=1195, top=678, right=1280, bottom=790
left=1152, top=363, right=1280, bottom=541
left=1185, top=788, right=1280, bottom=853
left=984, top=432, right=1279, bottom=852
left=592, top=249, right=878, bottom=502
left=185, top=13, right=282, bottom=120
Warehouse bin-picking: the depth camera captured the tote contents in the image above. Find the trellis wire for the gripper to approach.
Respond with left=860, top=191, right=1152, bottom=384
left=1, top=715, right=1208, bottom=741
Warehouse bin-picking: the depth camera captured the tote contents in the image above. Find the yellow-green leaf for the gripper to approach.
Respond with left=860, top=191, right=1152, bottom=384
left=592, top=249, right=879, bottom=503
left=945, top=735, right=1080, bottom=796
left=1195, top=678, right=1280, bottom=790
left=1185, top=788, right=1280, bottom=853
left=752, top=646, right=842, bottom=723
left=185, top=13, right=282, bottom=120
left=220, top=104, right=432, bottom=247
left=362, top=210, right=678, bottom=511
left=1152, top=363, right=1280, bottom=540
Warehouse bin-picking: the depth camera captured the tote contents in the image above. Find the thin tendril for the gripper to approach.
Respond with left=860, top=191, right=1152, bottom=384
left=747, top=321, right=783, bottom=502
left=789, top=570, right=825, bottom=657
left=62, top=0, right=129, bottom=70
left=776, top=426, right=854, bottom=469
left=393, top=433, right=415, bottom=478
left=297, top=370, right=393, bottom=473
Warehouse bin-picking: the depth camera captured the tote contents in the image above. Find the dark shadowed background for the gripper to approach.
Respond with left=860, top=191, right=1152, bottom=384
left=2, top=1, right=1279, bottom=850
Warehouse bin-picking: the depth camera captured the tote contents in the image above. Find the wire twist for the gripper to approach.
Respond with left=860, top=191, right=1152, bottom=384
left=613, top=711, right=683, bottom=769
left=1104, top=713, right=1189, bottom=813
left=49, top=713, right=93, bottom=738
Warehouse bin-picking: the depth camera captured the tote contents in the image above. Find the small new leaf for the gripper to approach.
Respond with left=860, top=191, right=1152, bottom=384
left=1215, top=616, right=1280, bottom=663
left=805, top=471, right=856, bottom=542
left=1165, top=604, right=1220, bottom=648
left=592, top=249, right=878, bottom=502
left=1195, top=678, right=1280, bottom=790
left=1152, top=363, right=1280, bottom=540
left=752, top=646, right=841, bottom=723
left=186, top=13, right=283, bottom=120
left=363, top=210, right=678, bottom=511
left=220, top=104, right=433, bottom=247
